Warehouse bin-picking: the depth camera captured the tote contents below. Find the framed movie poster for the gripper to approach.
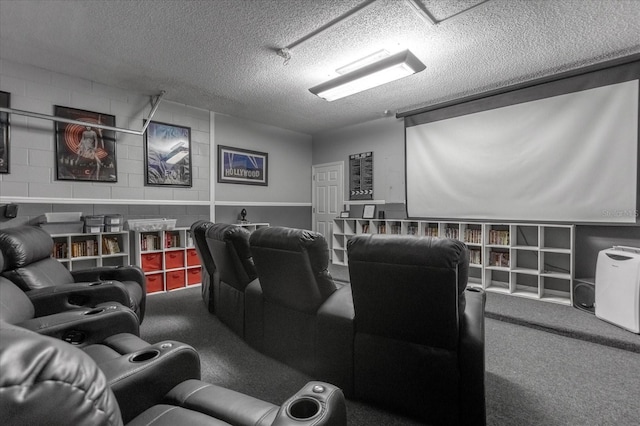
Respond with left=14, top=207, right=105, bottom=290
left=349, top=151, right=373, bottom=200
left=54, top=106, right=117, bottom=182
left=218, top=145, right=268, bottom=186
left=144, top=121, right=192, bottom=187
left=0, top=91, right=10, bottom=174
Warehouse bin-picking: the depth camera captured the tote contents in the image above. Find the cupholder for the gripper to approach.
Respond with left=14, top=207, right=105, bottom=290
left=287, top=397, right=321, bottom=420
left=84, top=308, right=105, bottom=315
left=130, top=350, right=160, bottom=363
left=466, top=287, right=481, bottom=293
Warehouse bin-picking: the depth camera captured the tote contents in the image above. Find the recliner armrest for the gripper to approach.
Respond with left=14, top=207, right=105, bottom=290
left=17, top=303, right=140, bottom=345
left=163, top=380, right=346, bottom=426
left=98, top=340, right=201, bottom=423
left=72, top=265, right=146, bottom=291
left=272, top=381, right=347, bottom=426
left=27, top=281, right=131, bottom=316
left=458, top=287, right=487, bottom=426
left=317, top=285, right=355, bottom=396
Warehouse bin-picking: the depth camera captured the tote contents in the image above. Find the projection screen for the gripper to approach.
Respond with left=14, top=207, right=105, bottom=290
left=405, top=79, right=638, bottom=223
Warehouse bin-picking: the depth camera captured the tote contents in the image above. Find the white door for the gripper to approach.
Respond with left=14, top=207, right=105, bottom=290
left=312, top=162, right=344, bottom=255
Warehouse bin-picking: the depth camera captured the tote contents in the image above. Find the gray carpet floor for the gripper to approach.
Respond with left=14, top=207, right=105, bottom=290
left=141, top=286, right=640, bottom=425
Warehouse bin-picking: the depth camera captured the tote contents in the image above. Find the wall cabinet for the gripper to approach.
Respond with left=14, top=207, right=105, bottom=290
left=51, top=231, right=130, bottom=271
left=333, top=219, right=574, bottom=306
left=131, top=227, right=202, bottom=294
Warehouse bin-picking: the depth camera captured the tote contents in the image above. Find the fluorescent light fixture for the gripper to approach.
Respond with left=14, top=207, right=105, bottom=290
left=309, top=50, right=425, bottom=101
left=335, top=49, right=390, bottom=75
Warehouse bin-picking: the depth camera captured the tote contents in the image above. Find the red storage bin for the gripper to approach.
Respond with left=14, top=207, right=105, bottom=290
left=186, top=248, right=201, bottom=266
left=187, top=267, right=202, bottom=285
left=166, top=269, right=186, bottom=291
left=141, top=253, right=162, bottom=272
left=164, top=250, right=185, bottom=270
left=146, top=273, right=164, bottom=293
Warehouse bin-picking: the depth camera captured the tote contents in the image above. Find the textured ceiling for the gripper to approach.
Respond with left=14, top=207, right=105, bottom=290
left=1, top=0, right=639, bottom=136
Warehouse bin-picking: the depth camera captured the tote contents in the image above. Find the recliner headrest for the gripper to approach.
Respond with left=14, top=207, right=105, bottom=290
left=0, top=321, right=123, bottom=425
left=0, top=226, right=54, bottom=269
left=206, top=223, right=257, bottom=282
left=250, top=226, right=330, bottom=274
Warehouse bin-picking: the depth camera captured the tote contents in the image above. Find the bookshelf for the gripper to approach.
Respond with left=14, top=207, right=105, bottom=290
left=51, top=231, right=130, bottom=271
left=131, top=227, right=202, bottom=294
left=332, top=218, right=574, bottom=306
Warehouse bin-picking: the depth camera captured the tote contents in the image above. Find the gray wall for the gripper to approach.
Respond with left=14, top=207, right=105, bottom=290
left=313, top=116, right=405, bottom=204
left=213, top=113, right=312, bottom=228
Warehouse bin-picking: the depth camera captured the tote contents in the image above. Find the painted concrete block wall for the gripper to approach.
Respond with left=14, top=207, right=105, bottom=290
left=0, top=59, right=210, bottom=204
left=312, top=116, right=405, bottom=204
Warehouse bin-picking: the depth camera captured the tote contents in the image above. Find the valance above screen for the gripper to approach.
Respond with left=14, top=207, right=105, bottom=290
left=404, top=59, right=640, bottom=223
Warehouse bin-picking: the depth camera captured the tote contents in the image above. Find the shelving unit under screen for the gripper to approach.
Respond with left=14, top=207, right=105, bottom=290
left=333, top=219, right=574, bottom=306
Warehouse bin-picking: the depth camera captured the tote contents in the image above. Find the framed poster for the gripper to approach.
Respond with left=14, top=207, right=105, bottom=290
left=0, top=91, right=10, bottom=174
left=144, top=121, right=192, bottom=187
left=349, top=151, right=373, bottom=200
left=218, top=145, right=268, bottom=186
left=362, top=204, right=376, bottom=219
left=54, top=106, right=117, bottom=182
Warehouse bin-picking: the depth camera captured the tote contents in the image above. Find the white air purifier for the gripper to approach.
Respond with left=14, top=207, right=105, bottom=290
left=595, top=246, right=640, bottom=334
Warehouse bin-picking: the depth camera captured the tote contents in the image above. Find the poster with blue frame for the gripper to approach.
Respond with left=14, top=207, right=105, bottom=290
left=218, top=145, right=268, bottom=186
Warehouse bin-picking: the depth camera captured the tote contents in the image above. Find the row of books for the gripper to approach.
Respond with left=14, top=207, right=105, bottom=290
left=444, top=227, right=459, bottom=239
left=52, top=242, right=68, bottom=259
left=52, top=238, right=122, bottom=259
left=141, top=233, right=162, bottom=251
left=102, top=237, right=121, bottom=255
left=488, top=251, right=510, bottom=267
left=71, top=240, right=98, bottom=257
left=165, top=232, right=181, bottom=248
left=464, top=229, right=483, bottom=244
left=488, top=230, right=510, bottom=246
left=469, top=249, right=482, bottom=265
left=424, top=227, right=438, bottom=237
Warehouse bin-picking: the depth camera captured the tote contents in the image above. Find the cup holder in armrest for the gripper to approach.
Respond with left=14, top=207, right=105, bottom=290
left=466, top=287, right=482, bottom=293
left=83, top=308, right=105, bottom=315
left=287, top=397, right=321, bottom=420
left=130, top=350, right=160, bottom=363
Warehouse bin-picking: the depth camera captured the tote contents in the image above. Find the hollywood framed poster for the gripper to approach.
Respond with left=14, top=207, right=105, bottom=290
left=144, top=121, right=192, bottom=187
left=54, top=106, right=117, bottom=182
left=218, top=145, right=268, bottom=186
left=0, top=91, right=9, bottom=174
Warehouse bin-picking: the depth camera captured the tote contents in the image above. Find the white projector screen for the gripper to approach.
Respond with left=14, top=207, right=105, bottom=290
left=406, top=79, right=638, bottom=223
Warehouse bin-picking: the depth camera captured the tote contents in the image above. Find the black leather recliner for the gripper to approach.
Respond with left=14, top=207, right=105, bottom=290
left=0, top=225, right=146, bottom=322
left=346, top=234, right=486, bottom=425
left=0, top=321, right=348, bottom=426
left=204, top=222, right=259, bottom=337
left=190, top=220, right=216, bottom=312
left=247, top=226, right=347, bottom=377
left=0, top=249, right=139, bottom=345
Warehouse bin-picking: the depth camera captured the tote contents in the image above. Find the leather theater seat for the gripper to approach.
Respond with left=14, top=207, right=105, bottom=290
left=203, top=222, right=259, bottom=337
left=247, top=226, right=348, bottom=377
left=0, top=321, right=347, bottom=426
left=0, top=225, right=146, bottom=322
left=0, top=249, right=139, bottom=345
left=190, top=220, right=216, bottom=312
left=346, top=234, right=486, bottom=425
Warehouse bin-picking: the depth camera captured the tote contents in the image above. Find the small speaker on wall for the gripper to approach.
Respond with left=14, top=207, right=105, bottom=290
left=573, top=280, right=595, bottom=314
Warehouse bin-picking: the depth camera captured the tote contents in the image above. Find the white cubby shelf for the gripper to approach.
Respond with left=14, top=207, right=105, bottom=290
left=333, top=219, right=574, bottom=306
